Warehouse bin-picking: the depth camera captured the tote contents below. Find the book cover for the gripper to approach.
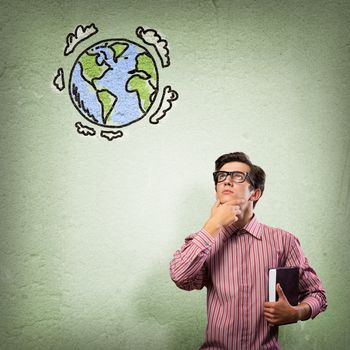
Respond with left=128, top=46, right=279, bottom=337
left=268, top=267, right=299, bottom=306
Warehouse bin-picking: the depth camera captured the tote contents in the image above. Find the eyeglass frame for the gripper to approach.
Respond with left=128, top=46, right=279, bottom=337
left=213, top=171, right=254, bottom=186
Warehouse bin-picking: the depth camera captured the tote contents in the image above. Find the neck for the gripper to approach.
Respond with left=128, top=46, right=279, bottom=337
left=235, top=207, right=254, bottom=228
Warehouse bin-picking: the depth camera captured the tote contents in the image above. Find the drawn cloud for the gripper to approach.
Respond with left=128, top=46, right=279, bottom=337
left=64, top=23, right=98, bottom=56
left=149, top=86, right=178, bottom=124
left=75, top=122, right=96, bottom=136
left=53, top=68, right=65, bottom=91
left=136, top=26, right=170, bottom=68
left=100, top=130, right=123, bottom=141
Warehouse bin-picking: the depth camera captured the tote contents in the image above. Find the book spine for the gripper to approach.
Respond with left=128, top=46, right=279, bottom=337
left=268, top=269, right=277, bottom=302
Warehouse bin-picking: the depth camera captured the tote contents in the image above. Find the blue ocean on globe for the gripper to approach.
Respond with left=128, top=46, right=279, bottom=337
left=69, top=39, right=159, bottom=127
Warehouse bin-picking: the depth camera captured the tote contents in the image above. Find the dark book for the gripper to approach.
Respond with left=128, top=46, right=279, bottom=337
left=268, top=267, right=299, bottom=306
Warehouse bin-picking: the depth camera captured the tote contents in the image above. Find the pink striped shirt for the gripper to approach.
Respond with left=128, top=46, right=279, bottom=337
left=170, top=215, right=327, bottom=349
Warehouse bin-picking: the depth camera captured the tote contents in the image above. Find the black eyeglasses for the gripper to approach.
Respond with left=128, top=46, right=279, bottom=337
left=213, top=171, right=252, bottom=184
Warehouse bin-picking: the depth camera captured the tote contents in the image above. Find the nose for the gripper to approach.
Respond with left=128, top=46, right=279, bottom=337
left=223, top=175, right=234, bottom=186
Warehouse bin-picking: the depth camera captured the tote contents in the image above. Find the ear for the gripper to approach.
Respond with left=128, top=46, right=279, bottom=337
left=249, top=188, right=262, bottom=202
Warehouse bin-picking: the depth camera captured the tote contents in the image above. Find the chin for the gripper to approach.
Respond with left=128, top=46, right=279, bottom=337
left=219, top=195, right=234, bottom=204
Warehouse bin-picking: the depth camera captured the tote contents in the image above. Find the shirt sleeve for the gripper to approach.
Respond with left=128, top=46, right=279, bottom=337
left=284, top=234, right=327, bottom=319
left=169, top=228, right=215, bottom=291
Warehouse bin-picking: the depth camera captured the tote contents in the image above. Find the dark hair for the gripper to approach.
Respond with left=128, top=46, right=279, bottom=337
left=215, top=152, right=266, bottom=208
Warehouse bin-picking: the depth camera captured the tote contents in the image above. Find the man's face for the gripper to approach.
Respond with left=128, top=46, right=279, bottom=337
left=216, top=161, right=256, bottom=207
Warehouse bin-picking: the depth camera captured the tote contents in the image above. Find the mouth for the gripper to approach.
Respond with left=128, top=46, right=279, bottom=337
left=222, top=190, right=234, bottom=194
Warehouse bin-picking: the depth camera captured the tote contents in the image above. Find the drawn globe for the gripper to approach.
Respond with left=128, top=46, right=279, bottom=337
left=69, top=39, right=159, bottom=128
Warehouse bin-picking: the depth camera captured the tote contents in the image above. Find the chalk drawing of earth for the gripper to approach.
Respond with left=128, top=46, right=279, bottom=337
left=69, top=39, right=158, bottom=128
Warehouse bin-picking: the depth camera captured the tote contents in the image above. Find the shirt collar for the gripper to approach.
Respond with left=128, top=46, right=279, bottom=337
left=242, top=215, right=262, bottom=239
left=221, top=214, right=262, bottom=240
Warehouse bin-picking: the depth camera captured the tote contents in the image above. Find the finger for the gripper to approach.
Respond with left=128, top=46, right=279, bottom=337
left=213, top=199, right=221, bottom=208
left=264, top=314, right=278, bottom=325
left=267, top=319, right=278, bottom=326
left=231, top=206, right=242, bottom=214
left=264, top=311, right=275, bottom=318
left=276, top=283, right=286, bottom=301
left=264, top=306, right=276, bottom=316
left=263, top=306, right=274, bottom=313
left=233, top=210, right=242, bottom=217
left=264, top=311, right=278, bottom=320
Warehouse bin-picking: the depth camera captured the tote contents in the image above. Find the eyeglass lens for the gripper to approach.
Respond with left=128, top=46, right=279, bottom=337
left=216, top=171, right=246, bottom=183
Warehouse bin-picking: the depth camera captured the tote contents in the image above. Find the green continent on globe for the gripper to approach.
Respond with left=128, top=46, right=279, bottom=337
left=79, top=52, right=110, bottom=85
left=127, top=53, right=157, bottom=113
left=128, top=75, right=153, bottom=112
left=136, top=53, right=157, bottom=86
left=96, top=90, right=117, bottom=124
left=110, top=42, right=129, bottom=61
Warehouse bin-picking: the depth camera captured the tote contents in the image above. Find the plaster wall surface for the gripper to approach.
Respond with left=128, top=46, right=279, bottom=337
left=0, top=1, right=349, bottom=349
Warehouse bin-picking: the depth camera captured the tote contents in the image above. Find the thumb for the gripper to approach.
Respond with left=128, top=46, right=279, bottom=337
left=276, top=283, right=287, bottom=301
left=213, top=199, right=221, bottom=207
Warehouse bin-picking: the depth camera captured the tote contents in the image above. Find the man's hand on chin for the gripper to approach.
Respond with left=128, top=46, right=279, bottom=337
left=203, top=198, right=244, bottom=237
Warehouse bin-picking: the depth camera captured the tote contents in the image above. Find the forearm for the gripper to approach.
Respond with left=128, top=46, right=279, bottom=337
left=300, top=291, right=327, bottom=319
left=203, top=218, right=222, bottom=237
left=295, top=302, right=311, bottom=321
left=170, top=229, right=214, bottom=290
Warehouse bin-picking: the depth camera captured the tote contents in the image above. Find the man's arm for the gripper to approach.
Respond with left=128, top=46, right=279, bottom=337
left=170, top=199, right=243, bottom=290
left=169, top=229, right=214, bottom=291
left=289, top=236, right=327, bottom=319
left=264, top=234, right=327, bottom=325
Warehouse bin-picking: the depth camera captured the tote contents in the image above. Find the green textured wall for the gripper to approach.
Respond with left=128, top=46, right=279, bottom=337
left=1, top=0, right=349, bottom=349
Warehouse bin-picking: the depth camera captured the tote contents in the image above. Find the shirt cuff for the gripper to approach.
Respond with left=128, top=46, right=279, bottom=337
left=191, top=228, right=216, bottom=252
left=301, top=296, right=321, bottom=319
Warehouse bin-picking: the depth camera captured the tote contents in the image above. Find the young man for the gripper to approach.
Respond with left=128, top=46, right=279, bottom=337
left=170, top=152, right=327, bottom=350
